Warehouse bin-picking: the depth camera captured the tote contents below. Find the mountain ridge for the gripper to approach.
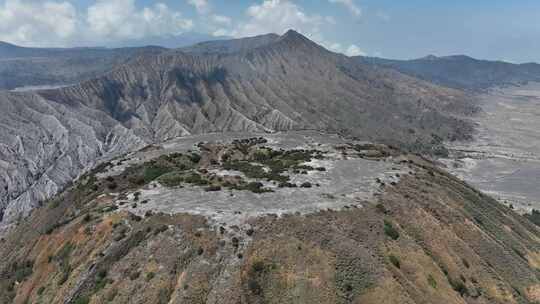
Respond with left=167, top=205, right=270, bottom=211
left=359, top=54, right=540, bottom=91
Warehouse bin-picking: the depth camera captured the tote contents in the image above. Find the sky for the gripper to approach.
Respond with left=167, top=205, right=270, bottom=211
left=1, top=0, right=540, bottom=62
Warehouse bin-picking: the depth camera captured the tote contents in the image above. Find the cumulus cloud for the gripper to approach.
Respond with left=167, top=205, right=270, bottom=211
left=0, top=0, right=193, bottom=47
left=211, top=14, right=232, bottom=25
left=187, top=0, right=210, bottom=14
left=345, top=44, right=365, bottom=56
left=328, top=0, right=361, bottom=17
left=0, top=0, right=365, bottom=56
left=86, top=0, right=193, bottom=42
left=226, top=0, right=326, bottom=41
left=218, top=0, right=364, bottom=57
left=187, top=0, right=232, bottom=34
left=328, top=42, right=366, bottom=56
left=0, top=0, right=77, bottom=46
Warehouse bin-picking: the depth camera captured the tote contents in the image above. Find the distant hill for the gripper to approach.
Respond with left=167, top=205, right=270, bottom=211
left=109, top=32, right=230, bottom=49
left=180, top=33, right=280, bottom=55
left=0, top=33, right=230, bottom=91
left=358, top=55, right=540, bottom=91
left=0, top=42, right=166, bottom=90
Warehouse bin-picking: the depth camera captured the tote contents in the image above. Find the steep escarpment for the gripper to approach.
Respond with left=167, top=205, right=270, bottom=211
left=1, top=134, right=540, bottom=304
left=0, top=30, right=477, bottom=228
left=0, top=91, right=146, bottom=227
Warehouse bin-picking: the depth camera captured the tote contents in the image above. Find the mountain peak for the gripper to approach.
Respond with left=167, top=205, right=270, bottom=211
left=281, top=29, right=309, bottom=41
left=442, top=54, right=475, bottom=61
left=419, top=54, right=439, bottom=61
left=276, top=29, right=323, bottom=51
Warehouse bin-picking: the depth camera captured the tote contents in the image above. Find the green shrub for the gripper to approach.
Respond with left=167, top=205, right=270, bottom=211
left=37, top=286, right=46, bottom=295
left=450, top=278, right=468, bottom=297
left=427, top=274, right=437, bottom=289
left=157, top=171, right=185, bottom=187
left=12, top=260, right=34, bottom=282
left=383, top=220, right=400, bottom=240
left=189, top=153, right=201, bottom=163
left=300, top=182, right=312, bottom=188
left=251, top=260, right=267, bottom=273
left=242, top=182, right=272, bottom=193
left=184, top=173, right=208, bottom=186
left=389, top=255, right=401, bottom=269
left=525, top=209, right=540, bottom=226
left=144, top=166, right=171, bottom=183
left=278, top=182, right=297, bottom=188
left=145, top=272, right=155, bottom=282
left=248, top=279, right=262, bottom=295
left=82, top=213, right=92, bottom=222
left=73, top=296, right=90, bottom=304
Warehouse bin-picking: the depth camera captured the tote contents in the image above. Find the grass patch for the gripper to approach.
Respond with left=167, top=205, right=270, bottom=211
left=383, top=220, right=400, bottom=240
left=143, top=166, right=172, bottom=183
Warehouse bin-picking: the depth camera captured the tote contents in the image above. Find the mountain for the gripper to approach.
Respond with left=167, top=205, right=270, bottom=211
left=0, top=30, right=477, bottom=230
left=359, top=55, right=540, bottom=91
left=109, top=32, right=230, bottom=49
left=2, top=133, right=540, bottom=303
left=180, top=33, right=280, bottom=55
left=0, top=42, right=166, bottom=90
left=0, top=33, right=229, bottom=91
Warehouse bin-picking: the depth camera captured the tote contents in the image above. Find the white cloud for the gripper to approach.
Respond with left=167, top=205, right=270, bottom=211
left=0, top=0, right=77, bottom=46
left=187, top=0, right=210, bottom=14
left=0, top=0, right=365, bottom=56
left=188, top=0, right=232, bottom=34
left=0, top=0, right=193, bottom=47
left=227, top=0, right=326, bottom=41
left=328, top=0, right=361, bottom=17
left=328, top=42, right=366, bottom=56
left=211, top=14, right=232, bottom=25
left=86, top=0, right=193, bottom=42
left=345, top=44, right=365, bottom=56
left=219, top=0, right=363, bottom=57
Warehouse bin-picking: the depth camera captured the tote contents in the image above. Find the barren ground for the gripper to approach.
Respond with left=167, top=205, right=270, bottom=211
left=442, top=83, right=540, bottom=211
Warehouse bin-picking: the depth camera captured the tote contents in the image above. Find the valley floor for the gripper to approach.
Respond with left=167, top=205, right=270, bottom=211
left=442, top=82, right=540, bottom=212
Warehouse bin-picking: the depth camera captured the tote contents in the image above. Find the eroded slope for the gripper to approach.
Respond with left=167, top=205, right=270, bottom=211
left=1, top=133, right=540, bottom=304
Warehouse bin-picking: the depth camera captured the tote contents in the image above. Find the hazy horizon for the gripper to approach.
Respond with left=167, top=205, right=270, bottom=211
left=1, top=0, right=540, bottom=63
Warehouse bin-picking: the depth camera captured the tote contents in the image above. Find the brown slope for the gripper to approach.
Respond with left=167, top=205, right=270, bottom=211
left=1, top=138, right=540, bottom=304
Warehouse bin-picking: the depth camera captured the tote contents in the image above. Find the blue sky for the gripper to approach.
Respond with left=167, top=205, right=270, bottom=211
left=1, top=0, right=540, bottom=62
